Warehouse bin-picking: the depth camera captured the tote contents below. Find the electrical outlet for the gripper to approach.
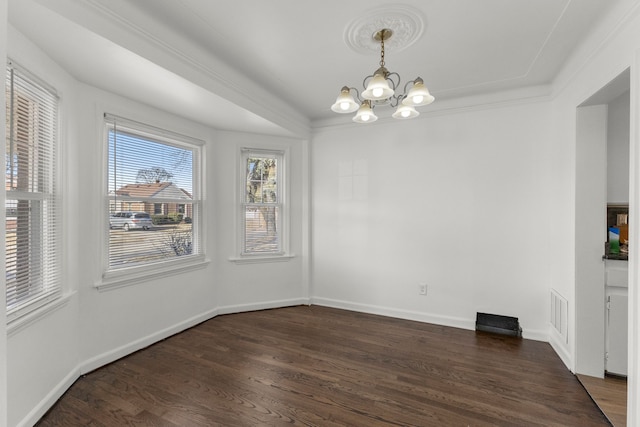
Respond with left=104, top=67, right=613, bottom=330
left=419, top=283, right=427, bottom=295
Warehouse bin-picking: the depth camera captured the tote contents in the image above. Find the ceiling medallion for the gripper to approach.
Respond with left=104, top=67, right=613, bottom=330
left=344, top=5, right=426, bottom=54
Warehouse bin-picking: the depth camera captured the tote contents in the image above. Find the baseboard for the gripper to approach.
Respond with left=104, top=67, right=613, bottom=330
left=312, top=297, right=551, bottom=342
left=521, top=328, right=550, bottom=342
left=24, top=297, right=312, bottom=426
left=16, top=366, right=80, bottom=427
left=549, top=328, right=573, bottom=372
left=311, top=297, right=475, bottom=331
left=79, top=297, right=310, bottom=375
left=78, top=306, right=220, bottom=375
left=216, top=297, right=310, bottom=316
left=22, top=296, right=552, bottom=427
left=22, top=307, right=220, bottom=427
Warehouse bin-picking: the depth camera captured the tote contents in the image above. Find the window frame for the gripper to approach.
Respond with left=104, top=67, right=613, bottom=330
left=99, top=114, right=206, bottom=289
left=5, top=60, right=62, bottom=323
left=234, top=147, right=291, bottom=262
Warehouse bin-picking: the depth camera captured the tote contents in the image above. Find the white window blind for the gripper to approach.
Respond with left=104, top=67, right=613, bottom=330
left=242, top=149, right=284, bottom=255
left=105, top=115, right=202, bottom=272
left=5, top=61, right=61, bottom=321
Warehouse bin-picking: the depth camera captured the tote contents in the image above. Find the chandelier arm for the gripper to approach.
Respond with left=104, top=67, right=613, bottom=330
left=349, top=86, right=363, bottom=104
left=389, top=95, right=403, bottom=108
left=402, top=78, right=419, bottom=96
left=385, top=71, right=401, bottom=91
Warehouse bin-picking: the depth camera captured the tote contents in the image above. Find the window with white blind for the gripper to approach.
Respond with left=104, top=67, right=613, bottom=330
left=241, top=149, right=285, bottom=255
left=5, top=61, right=61, bottom=321
left=104, top=115, right=202, bottom=276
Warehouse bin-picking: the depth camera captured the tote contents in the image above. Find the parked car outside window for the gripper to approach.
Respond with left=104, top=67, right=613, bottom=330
left=109, top=211, right=153, bottom=231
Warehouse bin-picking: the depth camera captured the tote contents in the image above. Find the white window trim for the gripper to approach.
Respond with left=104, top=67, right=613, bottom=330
left=97, top=255, right=210, bottom=291
left=5, top=60, right=62, bottom=322
left=99, top=113, right=205, bottom=285
left=230, top=147, right=292, bottom=263
left=8, top=292, right=74, bottom=336
left=228, top=254, right=295, bottom=264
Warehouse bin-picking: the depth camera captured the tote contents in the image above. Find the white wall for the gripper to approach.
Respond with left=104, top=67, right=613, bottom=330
left=6, top=25, right=81, bottom=427
left=71, top=84, right=220, bottom=371
left=311, top=102, right=553, bottom=338
left=628, top=50, right=640, bottom=427
left=574, top=105, right=607, bottom=377
left=608, top=90, right=631, bottom=204
left=5, top=25, right=308, bottom=427
left=5, top=0, right=640, bottom=426
left=545, top=3, right=640, bottom=423
left=213, top=131, right=308, bottom=312
left=311, top=8, right=640, bottom=422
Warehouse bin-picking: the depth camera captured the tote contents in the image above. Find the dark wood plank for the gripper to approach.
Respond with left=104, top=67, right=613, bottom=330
left=36, top=306, right=610, bottom=426
left=578, top=374, right=627, bottom=426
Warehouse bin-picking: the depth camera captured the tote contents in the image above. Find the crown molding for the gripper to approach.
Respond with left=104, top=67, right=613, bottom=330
left=312, top=84, right=552, bottom=131
left=551, top=0, right=640, bottom=102
left=45, top=0, right=311, bottom=138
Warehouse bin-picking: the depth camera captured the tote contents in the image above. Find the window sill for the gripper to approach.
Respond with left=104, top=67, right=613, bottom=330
left=8, top=292, right=75, bottom=337
left=97, top=256, right=210, bottom=292
left=228, top=254, right=296, bottom=264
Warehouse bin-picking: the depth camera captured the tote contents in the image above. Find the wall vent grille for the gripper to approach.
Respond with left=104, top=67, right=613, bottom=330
left=550, top=289, right=568, bottom=344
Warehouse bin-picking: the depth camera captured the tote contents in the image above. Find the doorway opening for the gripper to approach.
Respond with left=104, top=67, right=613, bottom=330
left=575, top=68, right=630, bottom=426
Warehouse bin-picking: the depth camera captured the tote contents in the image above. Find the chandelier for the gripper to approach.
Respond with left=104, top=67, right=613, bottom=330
left=331, top=28, right=435, bottom=123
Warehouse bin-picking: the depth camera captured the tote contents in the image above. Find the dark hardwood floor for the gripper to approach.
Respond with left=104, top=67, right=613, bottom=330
left=36, top=305, right=610, bottom=426
left=578, top=374, right=627, bottom=426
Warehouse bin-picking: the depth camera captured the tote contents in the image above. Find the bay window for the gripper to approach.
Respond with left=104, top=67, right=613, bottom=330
left=5, top=61, right=60, bottom=321
left=104, top=115, right=202, bottom=279
left=241, top=149, right=286, bottom=256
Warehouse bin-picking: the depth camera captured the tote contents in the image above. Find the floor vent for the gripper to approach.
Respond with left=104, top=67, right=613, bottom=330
left=476, top=312, right=522, bottom=337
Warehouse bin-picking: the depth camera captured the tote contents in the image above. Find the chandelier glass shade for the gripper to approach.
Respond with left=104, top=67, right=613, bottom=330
left=391, top=104, right=419, bottom=119
left=331, top=28, right=434, bottom=123
left=361, top=68, right=395, bottom=100
left=353, top=100, right=378, bottom=123
left=330, top=87, right=360, bottom=113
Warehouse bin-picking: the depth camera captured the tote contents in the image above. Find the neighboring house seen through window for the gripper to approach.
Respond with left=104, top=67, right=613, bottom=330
left=105, top=115, right=202, bottom=275
left=5, top=61, right=61, bottom=321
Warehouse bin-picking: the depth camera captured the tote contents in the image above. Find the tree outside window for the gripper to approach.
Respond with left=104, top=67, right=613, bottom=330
left=105, top=115, right=202, bottom=272
left=242, top=150, right=284, bottom=255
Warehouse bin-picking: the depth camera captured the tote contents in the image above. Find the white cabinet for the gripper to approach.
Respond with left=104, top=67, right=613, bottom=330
left=604, top=260, right=628, bottom=376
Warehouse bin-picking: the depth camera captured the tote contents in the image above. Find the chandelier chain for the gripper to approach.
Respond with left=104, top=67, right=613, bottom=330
left=379, top=35, right=385, bottom=67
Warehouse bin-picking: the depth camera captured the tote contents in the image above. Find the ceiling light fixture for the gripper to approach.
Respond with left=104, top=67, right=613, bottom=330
left=331, top=28, right=434, bottom=123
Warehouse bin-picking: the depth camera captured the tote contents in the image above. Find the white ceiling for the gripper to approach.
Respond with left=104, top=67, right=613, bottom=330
left=7, top=0, right=625, bottom=136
